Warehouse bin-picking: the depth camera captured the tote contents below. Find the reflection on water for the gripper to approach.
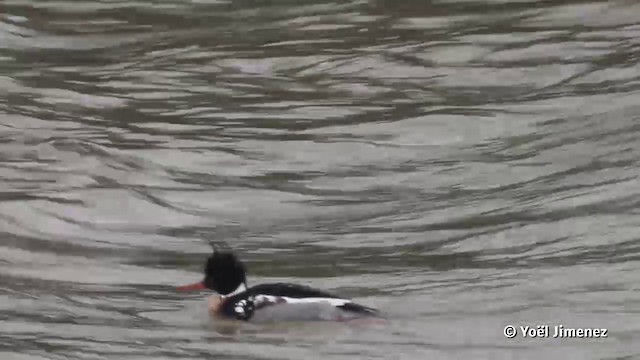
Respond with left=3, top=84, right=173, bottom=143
left=1, top=0, right=640, bottom=359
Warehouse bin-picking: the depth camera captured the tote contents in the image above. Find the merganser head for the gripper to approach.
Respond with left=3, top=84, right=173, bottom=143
left=177, top=251, right=248, bottom=296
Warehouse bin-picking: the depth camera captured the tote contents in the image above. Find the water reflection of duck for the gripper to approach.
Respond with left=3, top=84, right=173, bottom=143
left=178, top=250, right=381, bottom=322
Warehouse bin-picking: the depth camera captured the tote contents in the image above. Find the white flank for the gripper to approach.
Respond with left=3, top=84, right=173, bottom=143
left=256, top=295, right=351, bottom=307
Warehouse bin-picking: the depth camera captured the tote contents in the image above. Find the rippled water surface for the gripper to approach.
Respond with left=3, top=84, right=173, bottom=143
left=2, top=0, right=640, bottom=359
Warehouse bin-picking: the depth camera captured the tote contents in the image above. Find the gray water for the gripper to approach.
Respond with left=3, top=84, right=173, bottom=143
left=1, top=0, right=640, bottom=359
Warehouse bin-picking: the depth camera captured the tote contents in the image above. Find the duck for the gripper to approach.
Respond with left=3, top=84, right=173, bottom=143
left=177, top=250, right=381, bottom=322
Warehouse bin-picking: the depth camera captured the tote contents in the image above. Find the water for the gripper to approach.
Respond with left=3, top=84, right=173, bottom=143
left=1, top=0, right=640, bottom=359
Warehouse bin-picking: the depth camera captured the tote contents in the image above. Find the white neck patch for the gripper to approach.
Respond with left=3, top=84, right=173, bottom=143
left=223, top=283, right=247, bottom=297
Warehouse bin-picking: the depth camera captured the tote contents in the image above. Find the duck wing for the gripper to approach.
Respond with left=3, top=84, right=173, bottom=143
left=222, top=283, right=379, bottom=321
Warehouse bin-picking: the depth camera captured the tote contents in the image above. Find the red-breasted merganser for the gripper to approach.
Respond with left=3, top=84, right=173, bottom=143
left=177, top=250, right=380, bottom=322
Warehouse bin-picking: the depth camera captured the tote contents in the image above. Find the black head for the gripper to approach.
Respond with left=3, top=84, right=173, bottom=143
left=202, top=251, right=247, bottom=295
